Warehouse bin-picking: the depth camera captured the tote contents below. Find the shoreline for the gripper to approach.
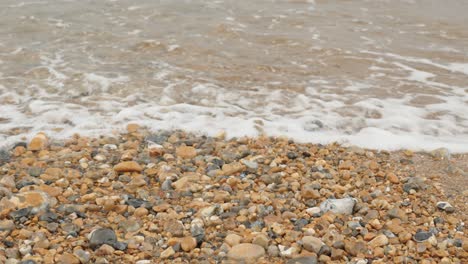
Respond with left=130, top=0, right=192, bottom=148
left=0, top=125, right=466, bottom=263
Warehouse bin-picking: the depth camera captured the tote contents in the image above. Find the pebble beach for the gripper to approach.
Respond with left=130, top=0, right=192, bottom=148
left=0, top=125, right=466, bottom=264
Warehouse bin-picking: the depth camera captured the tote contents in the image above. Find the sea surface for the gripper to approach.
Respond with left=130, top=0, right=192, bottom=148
left=0, top=0, right=467, bottom=151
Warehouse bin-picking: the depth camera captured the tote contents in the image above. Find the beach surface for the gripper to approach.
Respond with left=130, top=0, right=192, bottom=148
left=0, top=126, right=466, bottom=263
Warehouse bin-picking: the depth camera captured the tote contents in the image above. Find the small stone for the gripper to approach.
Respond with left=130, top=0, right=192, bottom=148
left=126, top=123, right=140, bottom=133
left=176, top=146, right=197, bottom=159
left=319, top=198, right=356, bottom=215
left=0, top=175, right=15, bottom=188
left=387, top=207, right=407, bottom=221
left=73, top=249, right=91, bottom=263
left=164, top=219, right=184, bottom=237
left=96, top=244, right=115, bottom=256
left=114, top=161, right=143, bottom=173
left=160, top=247, right=175, bottom=259
left=57, top=252, right=80, bottom=264
left=414, top=231, right=433, bottom=242
left=287, top=256, right=318, bottom=264
left=180, top=236, right=197, bottom=252
left=430, top=148, right=450, bottom=160
left=89, top=228, right=118, bottom=249
left=225, top=234, right=243, bottom=246
left=241, top=160, right=258, bottom=170
left=228, top=243, right=266, bottom=262
left=28, top=132, right=48, bottom=151
left=306, top=207, right=321, bottom=216
left=301, top=184, right=321, bottom=199
left=252, top=234, right=269, bottom=249
left=368, top=234, right=389, bottom=248
left=387, top=173, right=399, bottom=183
left=0, top=219, right=15, bottom=231
left=134, top=207, right=149, bottom=217
left=279, top=245, right=298, bottom=258
left=222, top=162, right=245, bottom=175
left=302, top=236, right=323, bottom=253
left=267, top=245, right=279, bottom=257
left=436, top=201, right=455, bottom=213
left=0, top=149, right=10, bottom=165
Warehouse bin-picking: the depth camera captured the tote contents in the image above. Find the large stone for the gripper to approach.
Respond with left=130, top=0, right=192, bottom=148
left=114, top=161, right=143, bottom=173
left=319, top=198, right=356, bottom=215
left=227, top=243, right=266, bottom=262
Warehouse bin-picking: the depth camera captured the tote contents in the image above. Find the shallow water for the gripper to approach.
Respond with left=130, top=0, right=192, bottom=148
left=0, top=0, right=467, bottom=151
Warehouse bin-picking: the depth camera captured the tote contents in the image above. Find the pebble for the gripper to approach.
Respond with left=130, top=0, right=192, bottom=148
left=160, top=247, right=175, bottom=259
left=319, top=198, right=356, bottom=215
left=9, top=191, right=50, bottom=214
left=252, top=234, right=269, bottom=248
left=0, top=219, right=15, bottom=231
left=368, top=234, right=389, bottom=248
left=436, top=201, right=455, bottom=213
left=287, top=256, right=318, bottom=264
left=414, top=231, right=434, bottom=242
left=176, top=146, right=197, bottom=159
left=0, top=129, right=464, bottom=263
left=301, top=236, right=323, bottom=253
left=180, top=236, right=197, bottom=252
left=225, top=233, right=243, bottom=246
left=28, top=132, right=48, bottom=151
left=58, top=253, right=80, bottom=264
left=113, top=161, right=143, bottom=173
left=89, top=228, right=118, bottom=249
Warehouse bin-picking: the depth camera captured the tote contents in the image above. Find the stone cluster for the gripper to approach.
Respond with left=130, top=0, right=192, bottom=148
left=0, top=127, right=466, bottom=263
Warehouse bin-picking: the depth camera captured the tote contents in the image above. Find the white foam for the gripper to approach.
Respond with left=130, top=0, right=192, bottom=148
left=84, top=73, right=130, bottom=93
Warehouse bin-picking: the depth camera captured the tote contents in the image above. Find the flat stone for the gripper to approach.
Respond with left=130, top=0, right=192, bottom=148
left=113, top=161, right=143, bottom=173
left=228, top=243, right=265, bottom=262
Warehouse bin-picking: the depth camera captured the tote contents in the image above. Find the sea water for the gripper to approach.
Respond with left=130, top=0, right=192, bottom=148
left=0, top=0, right=467, bottom=152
